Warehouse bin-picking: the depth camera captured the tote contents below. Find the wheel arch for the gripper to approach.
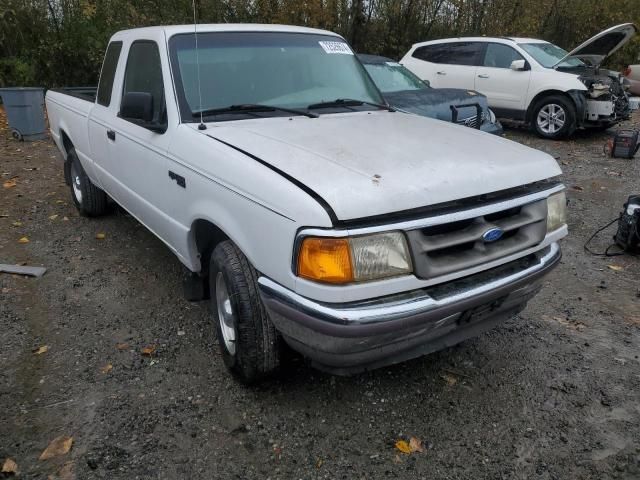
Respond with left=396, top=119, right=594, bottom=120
left=59, top=129, right=74, bottom=185
left=190, top=218, right=231, bottom=274
left=525, top=90, right=576, bottom=124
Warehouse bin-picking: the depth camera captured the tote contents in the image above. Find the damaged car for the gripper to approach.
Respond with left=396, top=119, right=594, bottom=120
left=401, top=23, right=637, bottom=139
left=358, top=54, right=503, bottom=135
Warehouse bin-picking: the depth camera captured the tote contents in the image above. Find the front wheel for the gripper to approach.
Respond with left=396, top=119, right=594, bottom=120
left=209, top=240, right=281, bottom=383
left=531, top=95, right=576, bottom=140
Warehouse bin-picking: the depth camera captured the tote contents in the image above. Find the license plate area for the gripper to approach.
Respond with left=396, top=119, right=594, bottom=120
left=457, top=296, right=508, bottom=326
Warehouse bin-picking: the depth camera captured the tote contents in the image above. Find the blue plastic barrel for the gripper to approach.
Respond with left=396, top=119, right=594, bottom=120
left=0, top=87, right=46, bottom=141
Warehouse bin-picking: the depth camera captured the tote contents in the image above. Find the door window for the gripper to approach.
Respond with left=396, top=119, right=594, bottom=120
left=96, top=42, right=122, bottom=107
left=413, top=44, right=450, bottom=63
left=413, top=42, right=483, bottom=66
left=121, top=41, right=166, bottom=124
left=447, top=42, right=483, bottom=66
left=483, top=43, right=524, bottom=69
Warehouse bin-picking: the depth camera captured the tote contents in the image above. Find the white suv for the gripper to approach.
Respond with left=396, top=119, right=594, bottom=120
left=400, top=24, right=636, bottom=139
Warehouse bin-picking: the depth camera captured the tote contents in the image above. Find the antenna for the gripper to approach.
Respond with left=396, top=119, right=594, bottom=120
left=192, top=0, right=206, bottom=130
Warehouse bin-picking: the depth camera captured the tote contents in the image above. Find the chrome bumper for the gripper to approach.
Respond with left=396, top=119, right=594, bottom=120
left=258, top=244, right=561, bottom=374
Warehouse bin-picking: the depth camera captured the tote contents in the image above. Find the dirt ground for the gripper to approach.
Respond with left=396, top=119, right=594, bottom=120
left=1, top=107, right=639, bottom=480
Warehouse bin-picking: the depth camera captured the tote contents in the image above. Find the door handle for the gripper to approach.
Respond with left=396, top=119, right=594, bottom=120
left=477, top=74, right=490, bottom=79
left=106, top=129, right=116, bottom=141
left=436, top=71, right=447, bottom=75
left=168, top=170, right=186, bottom=188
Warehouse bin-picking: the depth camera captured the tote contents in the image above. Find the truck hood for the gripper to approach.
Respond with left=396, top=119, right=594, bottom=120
left=200, top=112, right=561, bottom=221
left=383, top=88, right=489, bottom=123
left=554, top=23, right=637, bottom=68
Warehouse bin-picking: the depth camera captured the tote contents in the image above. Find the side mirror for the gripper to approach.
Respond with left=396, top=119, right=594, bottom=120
left=422, top=79, right=431, bottom=87
left=120, top=92, right=154, bottom=122
left=510, top=59, right=527, bottom=71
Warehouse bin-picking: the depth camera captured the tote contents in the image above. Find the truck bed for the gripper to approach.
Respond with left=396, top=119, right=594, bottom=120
left=45, top=87, right=97, bottom=172
left=49, top=87, right=97, bottom=103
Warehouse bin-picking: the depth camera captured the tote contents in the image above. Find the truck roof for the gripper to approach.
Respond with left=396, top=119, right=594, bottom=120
left=111, top=23, right=340, bottom=41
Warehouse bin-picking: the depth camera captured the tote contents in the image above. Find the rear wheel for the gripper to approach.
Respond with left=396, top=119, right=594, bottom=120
left=531, top=95, right=576, bottom=140
left=209, top=240, right=281, bottom=383
left=67, top=148, right=108, bottom=216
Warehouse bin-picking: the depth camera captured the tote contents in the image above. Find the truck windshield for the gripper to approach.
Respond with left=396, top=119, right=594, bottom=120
left=519, top=42, right=585, bottom=68
left=169, top=32, right=383, bottom=121
left=363, top=62, right=427, bottom=93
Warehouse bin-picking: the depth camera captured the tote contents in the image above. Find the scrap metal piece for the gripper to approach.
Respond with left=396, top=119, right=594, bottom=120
left=0, top=264, right=47, bottom=277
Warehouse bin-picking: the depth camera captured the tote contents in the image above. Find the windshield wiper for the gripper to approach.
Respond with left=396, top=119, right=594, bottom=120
left=307, top=98, right=395, bottom=112
left=193, top=104, right=318, bottom=119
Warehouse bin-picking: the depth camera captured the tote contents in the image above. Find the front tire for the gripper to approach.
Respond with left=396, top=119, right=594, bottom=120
left=531, top=95, right=576, bottom=140
left=209, top=240, right=281, bottom=383
left=67, top=148, right=108, bottom=216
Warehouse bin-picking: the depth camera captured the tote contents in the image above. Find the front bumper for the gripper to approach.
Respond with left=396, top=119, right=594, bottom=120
left=480, top=119, right=504, bottom=136
left=259, top=244, right=561, bottom=375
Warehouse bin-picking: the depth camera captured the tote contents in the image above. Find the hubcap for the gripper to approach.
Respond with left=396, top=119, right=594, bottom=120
left=537, top=103, right=566, bottom=135
left=215, top=272, right=236, bottom=355
left=70, top=163, right=83, bottom=204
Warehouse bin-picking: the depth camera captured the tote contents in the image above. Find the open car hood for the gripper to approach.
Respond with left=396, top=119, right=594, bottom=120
left=554, top=23, right=637, bottom=68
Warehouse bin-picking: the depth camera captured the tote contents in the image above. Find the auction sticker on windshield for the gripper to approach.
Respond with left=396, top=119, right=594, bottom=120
left=319, top=41, right=353, bottom=55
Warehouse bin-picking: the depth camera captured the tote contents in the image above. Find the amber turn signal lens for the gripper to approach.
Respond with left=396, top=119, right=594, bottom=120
left=297, top=237, right=354, bottom=284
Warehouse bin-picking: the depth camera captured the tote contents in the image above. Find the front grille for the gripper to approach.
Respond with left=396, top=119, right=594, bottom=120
left=406, top=199, right=547, bottom=280
left=456, top=115, right=479, bottom=128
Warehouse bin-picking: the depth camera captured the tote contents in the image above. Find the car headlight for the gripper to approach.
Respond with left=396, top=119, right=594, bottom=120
left=547, top=191, right=567, bottom=232
left=487, top=108, right=496, bottom=124
left=297, top=232, right=412, bottom=284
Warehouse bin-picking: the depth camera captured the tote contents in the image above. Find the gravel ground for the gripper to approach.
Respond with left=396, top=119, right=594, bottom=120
left=1, top=108, right=639, bottom=480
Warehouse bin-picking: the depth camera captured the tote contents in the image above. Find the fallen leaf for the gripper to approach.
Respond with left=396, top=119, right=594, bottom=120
left=315, top=458, right=323, bottom=468
left=3, top=179, right=17, bottom=188
left=39, top=436, right=73, bottom=460
left=141, top=345, right=156, bottom=357
left=12, top=221, right=22, bottom=227
left=49, top=214, right=59, bottom=220
left=55, top=200, right=64, bottom=204
left=95, top=233, right=106, bottom=240
left=100, top=363, right=113, bottom=374
left=570, top=185, right=584, bottom=191
left=392, top=454, right=402, bottom=464
left=33, top=345, right=48, bottom=355
left=440, top=372, right=458, bottom=386
left=18, top=236, right=29, bottom=244
left=57, top=462, right=74, bottom=480
left=395, top=440, right=412, bottom=454
left=116, top=342, right=129, bottom=351
left=607, top=265, right=624, bottom=272
left=409, top=436, right=425, bottom=453
left=1, top=458, right=18, bottom=474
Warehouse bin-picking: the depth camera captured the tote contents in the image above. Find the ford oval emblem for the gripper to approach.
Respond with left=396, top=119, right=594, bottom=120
left=482, top=227, right=503, bottom=243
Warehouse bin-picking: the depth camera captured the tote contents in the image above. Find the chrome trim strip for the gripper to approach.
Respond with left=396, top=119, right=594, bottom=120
left=298, top=184, right=565, bottom=238
left=262, top=243, right=560, bottom=326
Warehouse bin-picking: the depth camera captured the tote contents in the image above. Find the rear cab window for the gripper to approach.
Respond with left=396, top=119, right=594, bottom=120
left=96, top=42, right=123, bottom=107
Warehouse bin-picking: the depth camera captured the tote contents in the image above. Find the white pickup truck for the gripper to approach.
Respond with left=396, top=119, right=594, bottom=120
left=46, top=24, right=568, bottom=382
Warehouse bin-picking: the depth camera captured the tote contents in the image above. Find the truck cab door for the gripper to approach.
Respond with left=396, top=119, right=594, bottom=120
left=474, top=43, right=531, bottom=118
left=98, top=36, right=180, bottom=251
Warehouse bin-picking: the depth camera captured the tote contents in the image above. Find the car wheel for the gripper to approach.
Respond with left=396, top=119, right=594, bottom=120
left=531, top=95, right=576, bottom=140
left=209, top=240, right=281, bottom=383
left=68, top=148, right=108, bottom=216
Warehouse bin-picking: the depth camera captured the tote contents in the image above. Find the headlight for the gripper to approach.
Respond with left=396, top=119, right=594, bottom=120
left=487, top=108, right=496, bottom=124
left=297, top=232, right=412, bottom=284
left=547, top=191, right=567, bottom=232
